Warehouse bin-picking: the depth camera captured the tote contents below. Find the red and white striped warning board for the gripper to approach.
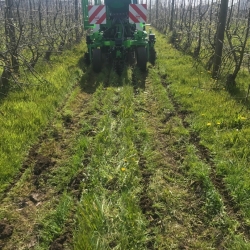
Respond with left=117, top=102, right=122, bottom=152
left=88, top=5, right=106, bottom=24
left=129, top=4, right=147, bottom=24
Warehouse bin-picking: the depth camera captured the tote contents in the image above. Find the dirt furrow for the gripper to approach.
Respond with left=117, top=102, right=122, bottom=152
left=136, top=146, right=158, bottom=249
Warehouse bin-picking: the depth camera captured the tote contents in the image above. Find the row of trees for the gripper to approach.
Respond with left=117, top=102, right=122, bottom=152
left=0, top=0, right=83, bottom=91
left=150, top=0, right=250, bottom=85
left=1, top=0, right=248, bottom=90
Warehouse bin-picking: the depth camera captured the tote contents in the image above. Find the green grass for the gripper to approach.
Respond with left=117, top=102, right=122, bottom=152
left=142, top=50, right=248, bottom=248
left=2, top=26, right=250, bottom=249
left=74, top=76, right=150, bottom=249
left=0, top=41, right=85, bottom=195
left=155, top=29, right=250, bottom=229
left=35, top=193, right=72, bottom=249
left=71, top=30, right=250, bottom=248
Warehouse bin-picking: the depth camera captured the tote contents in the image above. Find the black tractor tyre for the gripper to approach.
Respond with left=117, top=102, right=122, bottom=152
left=127, top=51, right=136, bottom=66
left=149, top=49, right=156, bottom=65
left=115, top=59, right=123, bottom=75
left=92, top=49, right=102, bottom=73
left=137, top=47, right=147, bottom=71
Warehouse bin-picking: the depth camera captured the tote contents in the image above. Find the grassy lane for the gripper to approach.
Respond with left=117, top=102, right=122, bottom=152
left=0, top=55, right=106, bottom=248
left=2, top=28, right=250, bottom=250
left=0, top=42, right=86, bottom=195
left=72, top=30, right=250, bottom=249
left=0, top=85, right=92, bottom=249
left=74, top=69, right=150, bottom=249
left=150, top=30, right=250, bottom=248
left=143, top=65, right=249, bottom=248
left=73, top=60, right=249, bottom=249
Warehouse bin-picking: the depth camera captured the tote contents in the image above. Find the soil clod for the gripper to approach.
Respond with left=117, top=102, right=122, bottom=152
left=29, top=193, right=40, bottom=204
left=50, top=233, right=71, bottom=250
left=0, top=221, right=13, bottom=239
left=34, top=155, right=54, bottom=175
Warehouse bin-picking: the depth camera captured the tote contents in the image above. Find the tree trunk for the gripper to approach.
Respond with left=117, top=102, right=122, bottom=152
left=75, top=0, right=80, bottom=42
left=156, top=0, right=158, bottom=21
left=231, top=9, right=250, bottom=81
left=212, top=0, right=228, bottom=79
left=5, top=0, right=19, bottom=74
left=170, top=0, right=174, bottom=31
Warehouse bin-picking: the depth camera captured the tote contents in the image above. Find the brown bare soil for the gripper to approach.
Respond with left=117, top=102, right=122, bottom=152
left=0, top=222, right=13, bottom=240
left=49, top=232, right=72, bottom=250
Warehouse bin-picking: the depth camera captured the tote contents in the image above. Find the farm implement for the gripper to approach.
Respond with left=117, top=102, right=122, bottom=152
left=82, top=0, right=156, bottom=74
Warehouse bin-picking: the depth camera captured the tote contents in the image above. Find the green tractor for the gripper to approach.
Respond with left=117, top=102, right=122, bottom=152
left=82, top=0, right=156, bottom=74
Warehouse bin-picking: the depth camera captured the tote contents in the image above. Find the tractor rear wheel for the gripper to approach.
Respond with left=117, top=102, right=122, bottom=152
left=93, top=49, right=102, bottom=73
left=127, top=51, right=136, bottom=66
left=149, top=48, right=156, bottom=65
left=137, top=47, right=147, bottom=71
left=84, top=52, right=90, bottom=65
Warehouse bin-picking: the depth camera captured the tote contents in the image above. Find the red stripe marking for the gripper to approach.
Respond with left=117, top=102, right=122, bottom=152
left=131, top=4, right=147, bottom=22
left=96, top=13, right=106, bottom=24
left=89, top=5, right=104, bottom=24
left=88, top=5, right=93, bottom=11
left=129, top=12, right=139, bottom=23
